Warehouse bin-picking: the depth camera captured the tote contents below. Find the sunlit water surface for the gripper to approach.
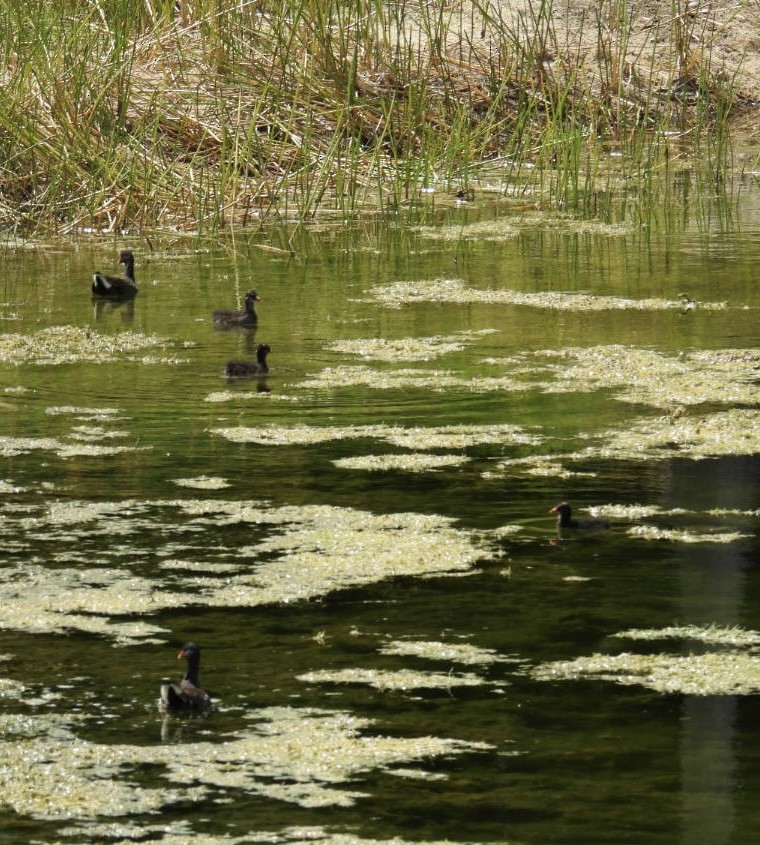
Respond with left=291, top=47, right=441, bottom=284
left=1, top=184, right=760, bottom=845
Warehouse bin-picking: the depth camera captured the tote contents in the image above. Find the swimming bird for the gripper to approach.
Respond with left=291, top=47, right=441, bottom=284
left=212, top=290, right=260, bottom=327
left=92, top=250, right=139, bottom=299
left=159, top=642, right=212, bottom=713
left=225, top=343, right=272, bottom=378
left=550, top=502, right=609, bottom=530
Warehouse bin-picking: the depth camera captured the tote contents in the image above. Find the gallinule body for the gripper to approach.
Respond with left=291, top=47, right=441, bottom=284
left=92, top=251, right=139, bottom=299
left=225, top=343, right=272, bottom=378
left=159, top=642, right=212, bottom=713
left=213, top=290, right=260, bottom=327
left=550, top=502, right=609, bottom=530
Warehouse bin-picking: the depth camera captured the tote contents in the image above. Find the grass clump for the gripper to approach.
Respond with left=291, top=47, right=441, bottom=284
left=0, top=0, right=748, bottom=234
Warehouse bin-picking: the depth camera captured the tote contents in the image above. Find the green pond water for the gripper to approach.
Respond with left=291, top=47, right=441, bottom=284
left=1, top=181, right=759, bottom=844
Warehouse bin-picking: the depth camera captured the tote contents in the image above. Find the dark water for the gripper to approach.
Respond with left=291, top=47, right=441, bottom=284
left=1, top=184, right=759, bottom=844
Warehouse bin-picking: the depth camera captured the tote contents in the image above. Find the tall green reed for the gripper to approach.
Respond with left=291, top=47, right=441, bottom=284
left=0, top=0, right=745, bottom=234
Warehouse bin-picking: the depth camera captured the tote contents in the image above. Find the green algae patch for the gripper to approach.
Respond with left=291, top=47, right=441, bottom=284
left=0, top=434, right=148, bottom=459
left=333, top=453, right=469, bottom=472
left=380, top=640, right=513, bottom=666
left=0, top=707, right=492, bottom=819
left=535, top=346, right=760, bottom=408
left=329, top=331, right=495, bottom=362
left=0, top=326, right=178, bottom=366
left=490, top=407, right=760, bottom=480
left=534, top=624, right=760, bottom=695
left=173, top=475, right=231, bottom=490
left=601, top=408, right=760, bottom=459
left=298, top=668, right=486, bottom=691
left=0, top=498, right=495, bottom=641
left=615, top=625, right=760, bottom=648
left=370, top=279, right=727, bottom=312
left=213, top=423, right=540, bottom=450
left=626, top=525, right=750, bottom=543
left=532, top=651, right=760, bottom=695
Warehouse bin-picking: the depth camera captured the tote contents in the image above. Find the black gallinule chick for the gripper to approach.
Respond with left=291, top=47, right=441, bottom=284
left=92, top=250, right=139, bottom=299
left=550, top=502, right=609, bottom=530
left=225, top=343, right=272, bottom=378
left=159, top=642, right=212, bottom=713
left=212, top=290, right=260, bottom=327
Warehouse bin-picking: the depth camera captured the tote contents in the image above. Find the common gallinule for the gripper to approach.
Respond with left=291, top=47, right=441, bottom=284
left=225, top=343, right=272, bottom=378
left=550, top=502, right=609, bottom=530
left=92, top=250, right=139, bottom=299
left=212, top=290, right=260, bottom=327
left=159, top=642, right=212, bottom=713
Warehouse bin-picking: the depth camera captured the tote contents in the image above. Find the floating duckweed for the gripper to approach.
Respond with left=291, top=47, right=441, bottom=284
left=587, top=504, right=664, bottom=519
left=298, top=365, right=463, bottom=391
left=298, top=668, right=486, bottom=691
left=45, top=406, right=122, bottom=418
left=532, top=651, right=760, bottom=695
left=0, top=326, right=174, bottom=366
left=414, top=218, right=520, bottom=241
left=614, top=625, right=760, bottom=648
left=380, top=640, right=512, bottom=666
left=0, top=500, right=493, bottom=639
left=537, top=346, right=758, bottom=407
left=490, top=455, right=596, bottom=479
left=626, top=525, right=749, bottom=543
left=371, top=279, right=727, bottom=312
left=0, top=677, right=25, bottom=700
left=68, top=426, right=130, bottom=442
left=602, top=408, right=760, bottom=459
left=214, top=423, right=539, bottom=450
left=333, top=453, right=469, bottom=472
left=329, top=331, right=495, bottom=362
left=0, top=435, right=147, bottom=459
left=173, top=476, right=231, bottom=490
left=0, top=706, right=493, bottom=818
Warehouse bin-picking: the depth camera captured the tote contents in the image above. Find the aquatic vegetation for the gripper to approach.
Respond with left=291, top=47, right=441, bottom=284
left=0, top=707, right=491, bottom=819
left=370, top=279, right=727, bottom=312
left=533, top=651, right=760, bottom=696
left=214, top=423, right=540, bottom=450
left=615, top=625, right=760, bottom=648
left=298, top=668, right=486, bottom=691
left=0, top=435, right=148, bottom=459
left=297, top=365, right=466, bottom=392
left=537, top=346, right=760, bottom=408
left=0, top=326, right=175, bottom=366
left=534, top=623, right=760, bottom=695
left=173, top=476, right=231, bottom=490
left=626, top=525, right=749, bottom=543
left=380, top=640, right=514, bottom=666
left=0, top=0, right=746, bottom=232
left=333, top=453, right=469, bottom=473
left=0, top=499, right=494, bottom=641
left=329, top=330, right=495, bottom=362
left=600, top=408, right=760, bottom=459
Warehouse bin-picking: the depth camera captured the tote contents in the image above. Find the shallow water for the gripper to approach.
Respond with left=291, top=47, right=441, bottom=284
left=1, top=182, right=760, bottom=844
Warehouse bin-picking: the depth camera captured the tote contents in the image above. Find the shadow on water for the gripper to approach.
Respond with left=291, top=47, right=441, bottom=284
left=0, top=186, right=760, bottom=843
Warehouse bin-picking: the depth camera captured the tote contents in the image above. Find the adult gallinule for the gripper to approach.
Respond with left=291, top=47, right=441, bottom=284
left=225, top=343, right=272, bottom=378
left=550, top=502, right=609, bottom=530
left=159, top=642, right=212, bottom=713
left=92, top=250, right=139, bottom=299
left=212, top=290, right=260, bottom=327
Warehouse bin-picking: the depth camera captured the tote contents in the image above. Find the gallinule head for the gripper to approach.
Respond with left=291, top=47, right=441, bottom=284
left=550, top=502, right=609, bottom=530
left=92, top=250, right=139, bottom=299
left=225, top=343, right=272, bottom=378
left=159, top=642, right=212, bottom=713
left=212, top=290, right=260, bottom=327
